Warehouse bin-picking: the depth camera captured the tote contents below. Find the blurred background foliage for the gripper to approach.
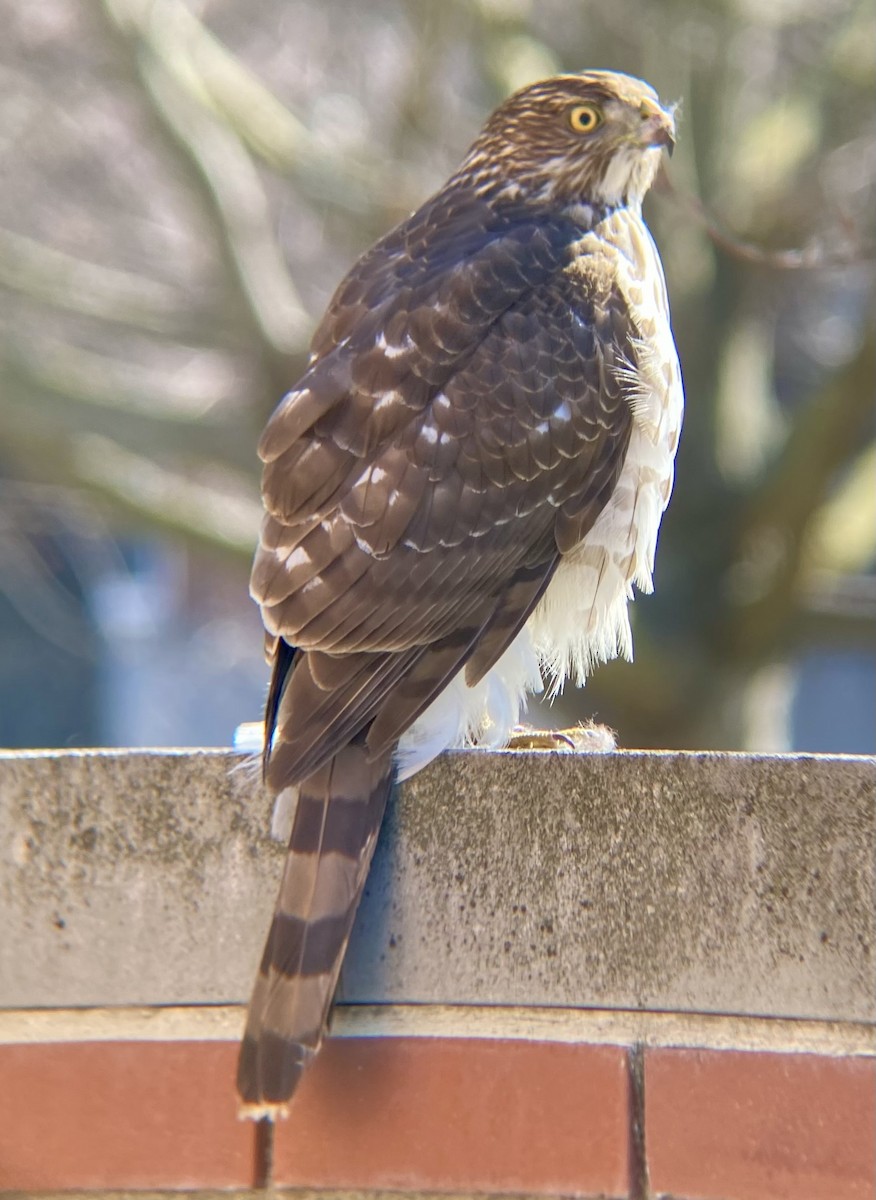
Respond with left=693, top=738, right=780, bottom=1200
left=0, top=0, right=873, bottom=752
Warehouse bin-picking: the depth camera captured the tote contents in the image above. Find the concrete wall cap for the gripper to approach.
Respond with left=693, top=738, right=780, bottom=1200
left=1, top=748, right=873, bottom=1021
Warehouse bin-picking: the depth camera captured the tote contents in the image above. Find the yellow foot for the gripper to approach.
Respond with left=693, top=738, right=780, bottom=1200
left=506, top=721, right=617, bottom=752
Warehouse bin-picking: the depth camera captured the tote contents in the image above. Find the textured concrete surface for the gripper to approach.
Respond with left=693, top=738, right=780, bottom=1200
left=1, top=748, right=873, bottom=1020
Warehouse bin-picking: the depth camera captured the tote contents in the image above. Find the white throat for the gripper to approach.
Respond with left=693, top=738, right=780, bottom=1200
left=595, top=146, right=662, bottom=209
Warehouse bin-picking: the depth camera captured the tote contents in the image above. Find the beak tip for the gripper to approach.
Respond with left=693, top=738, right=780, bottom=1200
left=651, top=125, right=675, bottom=156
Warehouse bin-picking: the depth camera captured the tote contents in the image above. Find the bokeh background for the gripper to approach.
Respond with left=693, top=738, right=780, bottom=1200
left=1, top=0, right=873, bottom=753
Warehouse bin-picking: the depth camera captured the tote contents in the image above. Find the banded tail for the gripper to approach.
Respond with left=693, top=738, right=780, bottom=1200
left=237, top=739, right=395, bottom=1118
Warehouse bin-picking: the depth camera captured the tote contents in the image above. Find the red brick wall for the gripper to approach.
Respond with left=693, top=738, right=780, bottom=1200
left=1, top=1027, right=873, bottom=1198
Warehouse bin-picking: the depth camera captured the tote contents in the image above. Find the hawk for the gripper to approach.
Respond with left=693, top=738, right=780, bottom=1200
left=238, top=70, right=683, bottom=1117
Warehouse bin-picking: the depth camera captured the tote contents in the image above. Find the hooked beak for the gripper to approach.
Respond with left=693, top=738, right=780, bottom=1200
left=638, top=100, right=676, bottom=156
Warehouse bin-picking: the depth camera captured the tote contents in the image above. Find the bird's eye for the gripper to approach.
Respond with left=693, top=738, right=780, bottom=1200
left=568, top=104, right=602, bottom=134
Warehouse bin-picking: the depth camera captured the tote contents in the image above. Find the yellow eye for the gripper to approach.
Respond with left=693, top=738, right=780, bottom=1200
left=568, top=104, right=602, bottom=134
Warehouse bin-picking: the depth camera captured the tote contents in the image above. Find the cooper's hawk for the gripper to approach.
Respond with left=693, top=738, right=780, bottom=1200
left=239, top=70, right=683, bottom=1117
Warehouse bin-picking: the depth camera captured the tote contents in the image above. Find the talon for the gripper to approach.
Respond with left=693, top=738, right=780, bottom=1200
left=507, top=727, right=576, bottom=750
left=507, top=723, right=618, bottom=753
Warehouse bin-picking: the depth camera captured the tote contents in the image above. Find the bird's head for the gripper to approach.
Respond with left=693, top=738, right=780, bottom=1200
left=460, top=70, right=676, bottom=212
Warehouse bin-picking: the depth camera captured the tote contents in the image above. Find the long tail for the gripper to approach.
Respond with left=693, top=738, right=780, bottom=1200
left=237, top=739, right=395, bottom=1118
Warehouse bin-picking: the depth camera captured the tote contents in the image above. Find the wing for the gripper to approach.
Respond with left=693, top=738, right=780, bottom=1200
left=257, top=196, right=583, bottom=501
left=252, top=207, right=638, bottom=790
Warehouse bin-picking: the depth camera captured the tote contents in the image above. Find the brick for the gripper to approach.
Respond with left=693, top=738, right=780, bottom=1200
left=273, top=1037, right=630, bottom=1196
left=646, top=1048, right=876, bottom=1200
left=0, top=1042, right=253, bottom=1190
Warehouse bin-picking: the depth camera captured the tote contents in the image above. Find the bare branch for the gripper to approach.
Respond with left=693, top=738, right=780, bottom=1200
left=109, top=0, right=313, bottom=169
left=657, top=168, right=876, bottom=270
left=71, top=434, right=261, bottom=558
left=104, top=0, right=416, bottom=219
left=0, top=353, right=257, bottom=477
left=106, top=0, right=340, bottom=177
left=100, top=0, right=312, bottom=360
left=137, top=56, right=311, bottom=356
left=2, top=336, right=234, bottom=421
left=0, top=410, right=255, bottom=562
left=0, top=226, right=194, bottom=336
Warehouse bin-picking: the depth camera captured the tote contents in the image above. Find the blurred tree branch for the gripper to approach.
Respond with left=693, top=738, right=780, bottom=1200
left=659, top=169, right=876, bottom=270
left=137, top=55, right=310, bottom=357
left=0, top=344, right=256, bottom=477
left=721, top=332, right=875, bottom=662
left=4, top=335, right=230, bottom=421
left=100, top=0, right=311, bottom=373
left=0, top=227, right=197, bottom=337
left=71, top=434, right=261, bottom=558
left=0, top=400, right=259, bottom=563
left=105, top=0, right=403, bottom=211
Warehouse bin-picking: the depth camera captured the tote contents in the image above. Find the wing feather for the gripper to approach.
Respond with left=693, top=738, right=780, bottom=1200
left=254, top=204, right=640, bottom=789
